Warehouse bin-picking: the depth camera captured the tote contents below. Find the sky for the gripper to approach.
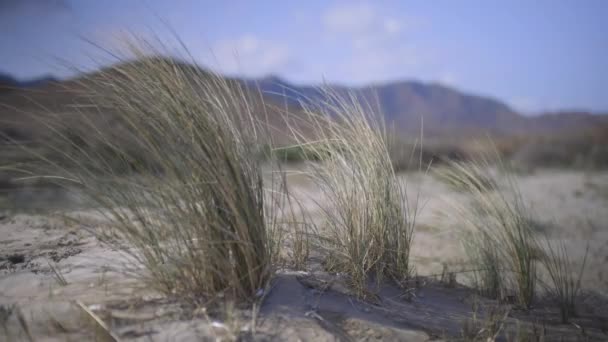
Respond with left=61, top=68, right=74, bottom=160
left=0, top=0, right=607, bottom=114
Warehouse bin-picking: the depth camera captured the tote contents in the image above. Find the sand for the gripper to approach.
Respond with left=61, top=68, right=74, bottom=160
left=1, top=169, right=607, bottom=341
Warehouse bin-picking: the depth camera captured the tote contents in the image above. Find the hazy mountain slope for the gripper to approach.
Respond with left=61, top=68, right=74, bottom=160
left=1, top=60, right=605, bottom=144
left=0, top=73, right=57, bottom=93
left=250, top=76, right=529, bottom=136
left=0, top=60, right=297, bottom=145
left=527, top=111, right=608, bottom=133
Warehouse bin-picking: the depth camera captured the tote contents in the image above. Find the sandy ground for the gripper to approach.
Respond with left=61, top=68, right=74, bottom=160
left=1, top=169, right=607, bottom=341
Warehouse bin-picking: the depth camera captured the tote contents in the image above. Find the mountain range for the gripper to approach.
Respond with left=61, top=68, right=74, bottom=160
left=0, top=73, right=57, bottom=93
left=250, top=75, right=607, bottom=137
left=1, top=60, right=606, bottom=143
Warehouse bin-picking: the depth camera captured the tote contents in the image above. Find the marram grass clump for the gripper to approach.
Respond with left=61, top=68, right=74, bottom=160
left=445, top=154, right=589, bottom=315
left=539, top=239, right=588, bottom=323
left=26, top=40, right=287, bottom=304
left=443, top=156, right=538, bottom=308
left=433, top=159, right=496, bottom=193
left=285, top=90, right=418, bottom=297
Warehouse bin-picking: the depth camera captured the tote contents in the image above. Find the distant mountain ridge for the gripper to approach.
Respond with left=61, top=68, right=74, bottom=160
left=1, top=61, right=606, bottom=142
left=0, top=72, right=57, bottom=93
left=250, top=75, right=607, bottom=137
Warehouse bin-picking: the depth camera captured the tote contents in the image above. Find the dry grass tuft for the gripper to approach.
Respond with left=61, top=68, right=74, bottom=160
left=433, top=159, right=496, bottom=193
left=21, top=37, right=288, bottom=305
left=444, top=155, right=538, bottom=308
left=446, top=151, right=590, bottom=319
left=538, top=240, right=588, bottom=323
left=284, top=90, right=419, bottom=297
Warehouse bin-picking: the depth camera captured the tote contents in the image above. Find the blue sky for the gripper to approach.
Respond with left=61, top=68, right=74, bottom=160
left=0, top=0, right=606, bottom=113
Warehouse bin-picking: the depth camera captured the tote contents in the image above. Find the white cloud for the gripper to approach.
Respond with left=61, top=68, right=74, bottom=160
left=343, top=45, right=422, bottom=83
left=323, top=3, right=376, bottom=34
left=322, top=3, right=417, bottom=40
left=437, top=71, right=458, bottom=86
left=188, top=4, right=429, bottom=85
left=234, top=35, right=259, bottom=54
left=208, top=34, right=291, bottom=76
left=383, top=18, right=402, bottom=34
left=320, top=3, right=428, bottom=83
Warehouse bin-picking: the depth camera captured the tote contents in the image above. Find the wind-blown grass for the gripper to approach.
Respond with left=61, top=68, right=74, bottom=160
left=285, top=90, right=418, bottom=297
left=20, top=38, right=286, bottom=304
left=433, top=159, right=496, bottom=193
left=539, top=239, right=588, bottom=323
left=444, top=152, right=591, bottom=317
left=444, top=156, right=538, bottom=308
left=463, top=230, right=504, bottom=300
